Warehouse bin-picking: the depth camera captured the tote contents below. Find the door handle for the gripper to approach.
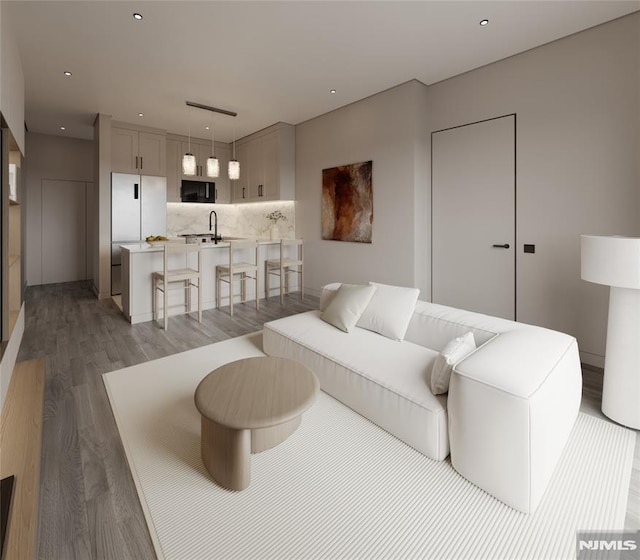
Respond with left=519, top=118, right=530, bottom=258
left=492, top=244, right=510, bottom=249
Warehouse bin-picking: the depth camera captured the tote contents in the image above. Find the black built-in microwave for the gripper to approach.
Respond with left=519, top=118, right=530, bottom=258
left=181, top=180, right=216, bottom=203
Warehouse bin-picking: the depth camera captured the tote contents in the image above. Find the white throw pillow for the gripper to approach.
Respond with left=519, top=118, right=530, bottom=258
left=356, top=282, right=420, bottom=341
left=318, top=282, right=342, bottom=312
left=430, top=332, right=476, bottom=395
left=321, top=284, right=377, bottom=333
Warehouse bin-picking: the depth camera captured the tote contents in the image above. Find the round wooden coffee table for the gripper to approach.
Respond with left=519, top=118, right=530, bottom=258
left=194, top=356, right=319, bottom=491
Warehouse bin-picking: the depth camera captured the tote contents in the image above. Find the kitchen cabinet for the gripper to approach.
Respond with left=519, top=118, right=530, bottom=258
left=233, top=143, right=250, bottom=201
left=111, top=126, right=166, bottom=176
left=213, top=144, right=231, bottom=203
left=166, top=138, right=181, bottom=202
left=232, top=123, right=295, bottom=203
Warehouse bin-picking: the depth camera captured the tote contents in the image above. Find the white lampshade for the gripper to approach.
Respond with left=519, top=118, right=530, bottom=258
left=182, top=153, right=196, bottom=176
left=228, top=159, right=240, bottom=180
left=206, top=156, right=220, bottom=178
left=581, top=235, right=640, bottom=289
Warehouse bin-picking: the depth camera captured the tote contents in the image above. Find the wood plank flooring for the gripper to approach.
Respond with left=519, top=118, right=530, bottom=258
left=14, top=281, right=640, bottom=559
left=18, top=281, right=318, bottom=560
left=0, top=358, right=45, bottom=560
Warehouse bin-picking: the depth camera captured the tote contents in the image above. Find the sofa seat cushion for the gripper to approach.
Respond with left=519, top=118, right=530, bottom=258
left=263, top=310, right=449, bottom=461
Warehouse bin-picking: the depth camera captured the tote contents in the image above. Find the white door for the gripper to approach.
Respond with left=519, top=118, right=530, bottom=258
left=42, top=180, right=87, bottom=284
left=431, top=115, right=516, bottom=320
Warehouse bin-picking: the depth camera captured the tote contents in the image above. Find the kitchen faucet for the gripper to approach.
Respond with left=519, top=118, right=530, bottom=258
left=209, top=210, right=218, bottom=244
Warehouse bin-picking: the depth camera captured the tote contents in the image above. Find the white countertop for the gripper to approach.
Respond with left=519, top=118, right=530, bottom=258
left=120, top=239, right=281, bottom=253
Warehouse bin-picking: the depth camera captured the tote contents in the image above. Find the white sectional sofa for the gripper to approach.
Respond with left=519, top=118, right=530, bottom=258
left=263, top=283, right=582, bottom=513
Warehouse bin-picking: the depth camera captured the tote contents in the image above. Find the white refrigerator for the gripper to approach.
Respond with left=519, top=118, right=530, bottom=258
left=111, top=173, right=167, bottom=295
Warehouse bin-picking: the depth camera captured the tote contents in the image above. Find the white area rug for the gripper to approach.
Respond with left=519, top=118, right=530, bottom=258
left=103, top=332, right=635, bottom=560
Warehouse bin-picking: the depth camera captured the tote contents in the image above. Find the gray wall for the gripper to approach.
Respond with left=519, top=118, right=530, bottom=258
left=0, top=2, right=25, bottom=154
left=295, top=13, right=640, bottom=367
left=25, top=132, right=94, bottom=285
left=295, top=80, right=431, bottom=295
left=426, top=13, right=639, bottom=366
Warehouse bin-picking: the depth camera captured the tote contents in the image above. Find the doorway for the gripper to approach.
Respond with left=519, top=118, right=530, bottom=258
left=40, top=180, right=90, bottom=284
left=431, top=114, right=516, bottom=320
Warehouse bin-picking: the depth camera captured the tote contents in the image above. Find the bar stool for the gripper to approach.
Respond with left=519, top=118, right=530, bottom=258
left=152, top=243, right=202, bottom=330
left=216, top=240, right=260, bottom=316
left=265, top=239, right=304, bottom=304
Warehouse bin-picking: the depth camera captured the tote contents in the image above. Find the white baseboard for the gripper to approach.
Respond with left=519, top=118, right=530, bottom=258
left=579, top=349, right=605, bottom=369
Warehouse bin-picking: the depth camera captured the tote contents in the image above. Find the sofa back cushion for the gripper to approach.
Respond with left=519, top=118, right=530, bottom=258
left=404, top=301, right=499, bottom=351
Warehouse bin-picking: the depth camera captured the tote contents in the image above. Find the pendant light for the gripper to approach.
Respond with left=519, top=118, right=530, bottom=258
left=182, top=110, right=196, bottom=176
left=228, top=126, right=240, bottom=180
left=206, top=122, right=220, bottom=178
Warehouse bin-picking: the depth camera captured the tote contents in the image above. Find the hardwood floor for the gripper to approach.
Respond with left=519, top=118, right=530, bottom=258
left=15, top=281, right=639, bottom=559
left=18, top=281, right=318, bottom=560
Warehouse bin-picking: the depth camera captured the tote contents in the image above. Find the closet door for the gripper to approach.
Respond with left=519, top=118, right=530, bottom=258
left=42, top=180, right=87, bottom=284
left=431, top=115, right=515, bottom=320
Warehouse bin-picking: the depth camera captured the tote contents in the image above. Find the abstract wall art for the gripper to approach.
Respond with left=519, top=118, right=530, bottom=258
left=321, top=160, right=373, bottom=243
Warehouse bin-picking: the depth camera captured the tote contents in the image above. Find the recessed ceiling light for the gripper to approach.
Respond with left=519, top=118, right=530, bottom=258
left=63, top=71, right=72, bottom=76
left=330, top=89, right=336, bottom=94
left=138, top=112, right=144, bottom=117
left=133, top=13, right=143, bottom=20
left=479, top=19, right=489, bottom=26
left=60, top=126, right=66, bottom=131
left=205, top=126, right=210, bottom=130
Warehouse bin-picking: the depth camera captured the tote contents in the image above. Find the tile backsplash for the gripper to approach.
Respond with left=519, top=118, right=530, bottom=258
left=167, top=201, right=295, bottom=239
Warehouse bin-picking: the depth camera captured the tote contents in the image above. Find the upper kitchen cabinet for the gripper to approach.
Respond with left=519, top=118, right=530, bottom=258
left=111, top=124, right=166, bottom=176
left=232, top=123, right=295, bottom=203
left=166, top=138, right=181, bottom=202
left=214, top=144, right=231, bottom=203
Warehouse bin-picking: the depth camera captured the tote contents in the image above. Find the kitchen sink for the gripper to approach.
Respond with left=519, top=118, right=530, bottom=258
left=179, top=233, right=246, bottom=244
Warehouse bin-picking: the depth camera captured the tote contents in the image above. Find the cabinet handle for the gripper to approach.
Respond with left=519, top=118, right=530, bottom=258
left=140, top=156, right=143, bottom=169
left=242, top=187, right=246, bottom=198
left=135, top=155, right=139, bottom=169
left=259, top=184, right=263, bottom=197
left=206, top=184, right=209, bottom=199
left=492, top=244, right=510, bottom=249
left=134, top=183, right=139, bottom=199
left=215, top=188, right=218, bottom=200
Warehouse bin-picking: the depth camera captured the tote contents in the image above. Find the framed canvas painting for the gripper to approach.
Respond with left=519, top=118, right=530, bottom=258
left=321, top=160, right=373, bottom=243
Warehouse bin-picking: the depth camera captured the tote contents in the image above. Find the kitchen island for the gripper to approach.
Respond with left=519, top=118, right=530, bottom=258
left=120, top=240, right=294, bottom=324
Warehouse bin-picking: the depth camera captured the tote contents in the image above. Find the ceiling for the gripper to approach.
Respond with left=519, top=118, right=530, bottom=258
left=5, top=0, right=639, bottom=143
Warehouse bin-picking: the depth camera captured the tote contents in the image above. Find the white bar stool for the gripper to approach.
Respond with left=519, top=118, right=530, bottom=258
left=152, top=243, right=202, bottom=330
left=265, top=239, right=304, bottom=304
left=216, top=240, right=260, bottom=316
